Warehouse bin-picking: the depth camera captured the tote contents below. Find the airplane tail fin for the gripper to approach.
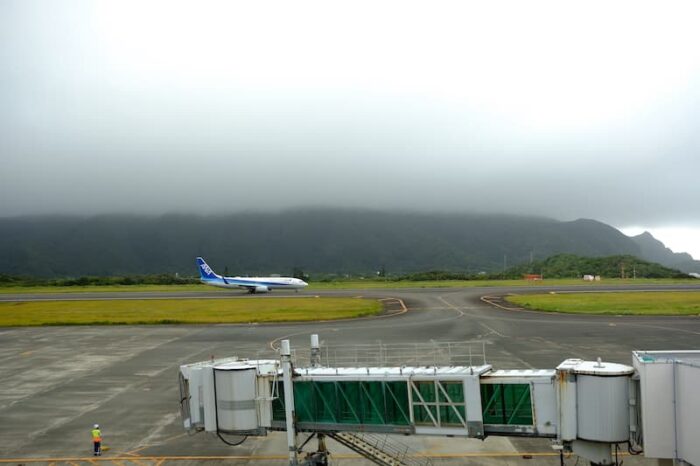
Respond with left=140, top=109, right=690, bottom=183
left=196, top=257, right=221, bottom=280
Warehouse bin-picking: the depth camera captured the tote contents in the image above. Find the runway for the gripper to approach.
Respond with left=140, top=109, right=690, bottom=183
left=2, top=282, right=700, bottom=302
left=1, top=284, right=699, bottom=465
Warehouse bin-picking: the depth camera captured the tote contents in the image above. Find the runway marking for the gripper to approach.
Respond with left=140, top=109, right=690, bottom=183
left=439, top=295, right=508, bottom=338
left=480, top=295, right=524, bottom=311
left=405, top=306, right=451, bottom=311
left=479, top=322, right=507, bottom=338
left=268, top=297, right=409, bottom=350
left=157, top=433, right=187, bottom=445
left=123, top=432, right=188, bottom=457
left=379, top=297, right=408, bottom=314
left=127, top=458, right=149, bottom=466
left=439, top=294, right=533, bottom=368
left=127, top=413, right=181, bottom=455
left=267, top=298, right=487, bottom=353
left=624, top=322, right=700, bottom=336
left=437, top=296, right=465, bottom=317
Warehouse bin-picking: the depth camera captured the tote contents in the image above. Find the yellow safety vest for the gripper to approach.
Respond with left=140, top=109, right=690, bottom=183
left=92, top=429, right=102, bottom=442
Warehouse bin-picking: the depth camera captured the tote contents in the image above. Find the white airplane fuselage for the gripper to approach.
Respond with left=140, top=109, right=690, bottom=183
left=204, top=275, right=308, bottom=292
left=196, top=257, right=308, bottom=293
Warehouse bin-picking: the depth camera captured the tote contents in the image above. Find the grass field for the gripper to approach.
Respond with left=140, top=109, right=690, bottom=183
left=0, top=278, right=697, bottom=294
left=506, top=291, right=700, bottom=315
left=0, top=297, right=383, bottom=326
left=0, top=284, right=214, bottom=294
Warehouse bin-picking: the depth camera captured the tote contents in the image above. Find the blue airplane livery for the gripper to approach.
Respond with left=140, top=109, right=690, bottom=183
left=196, top=257, right=308, bottom=294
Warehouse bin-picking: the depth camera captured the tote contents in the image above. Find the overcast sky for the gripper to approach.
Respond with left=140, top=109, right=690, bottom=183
left=1, top=1, right=699, bottom=256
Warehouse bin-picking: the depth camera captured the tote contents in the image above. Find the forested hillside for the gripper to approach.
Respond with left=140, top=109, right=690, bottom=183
left=0, top=210, right=697, bottom=277
left=506, top=254, right=687, bottom=279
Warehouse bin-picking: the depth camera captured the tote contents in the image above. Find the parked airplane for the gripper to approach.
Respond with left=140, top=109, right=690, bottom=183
left=196, top=257, right=308, bottom=294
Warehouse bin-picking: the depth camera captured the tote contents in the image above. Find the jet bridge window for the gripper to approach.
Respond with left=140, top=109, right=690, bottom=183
left=272, top=381, right=411, bottom=427
left=411, top=381, right=466, bottom=427
left=480, top=383, right=533, bottom=426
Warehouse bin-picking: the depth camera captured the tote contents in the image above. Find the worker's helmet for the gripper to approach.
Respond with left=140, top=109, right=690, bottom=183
left=94, top=424, right=99, bottom=429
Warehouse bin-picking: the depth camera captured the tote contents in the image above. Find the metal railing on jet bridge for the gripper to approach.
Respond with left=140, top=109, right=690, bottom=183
left=290, top=340, right=487, bottom=368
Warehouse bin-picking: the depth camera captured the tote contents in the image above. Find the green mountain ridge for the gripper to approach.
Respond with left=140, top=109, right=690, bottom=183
left=505, top=254, right=687, bottom=279
left=630, top=231, right=699, bottom=272
left=0, top=210, right=697, bottom=277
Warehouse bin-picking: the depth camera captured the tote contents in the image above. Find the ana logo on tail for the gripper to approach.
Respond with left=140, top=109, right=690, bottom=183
left=200, top=262, right=214, bottom=276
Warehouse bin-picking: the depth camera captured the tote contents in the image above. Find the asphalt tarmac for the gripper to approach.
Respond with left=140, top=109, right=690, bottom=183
left=1, top=284, right=698, bottom=465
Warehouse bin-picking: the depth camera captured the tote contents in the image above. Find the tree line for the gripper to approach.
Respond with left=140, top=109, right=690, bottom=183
left=0, top=254, right=688, bottom=287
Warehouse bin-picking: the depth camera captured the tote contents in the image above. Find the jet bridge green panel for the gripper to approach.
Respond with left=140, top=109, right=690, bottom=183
left=411, top=381, right=466, bottom=427
left=273, top=381, right=411, bottom=426
left=272, top=380, right=533, bottom=431
left=480, top=383, right=533, bottom=425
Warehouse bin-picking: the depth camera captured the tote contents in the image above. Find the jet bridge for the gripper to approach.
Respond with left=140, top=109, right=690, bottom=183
left=178, top=337, right=699, bottom=466
left=270, top=365, right=556, bottom=439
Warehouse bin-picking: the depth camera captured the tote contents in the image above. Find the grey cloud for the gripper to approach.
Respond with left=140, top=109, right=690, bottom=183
left=1, top=1, right=700, bottom=232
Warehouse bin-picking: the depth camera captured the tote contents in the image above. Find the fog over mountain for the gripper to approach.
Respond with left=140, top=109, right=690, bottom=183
left=0, top=211, right=697, bottom=277
left=1, top=1, right=699, bottom=256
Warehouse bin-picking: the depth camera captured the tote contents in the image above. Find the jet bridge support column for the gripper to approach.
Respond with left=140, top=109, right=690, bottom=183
left=281, top=340, right=298, bottom=465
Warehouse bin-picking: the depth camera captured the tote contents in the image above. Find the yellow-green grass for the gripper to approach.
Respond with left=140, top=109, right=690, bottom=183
left=0, top=297, right=383, bottom=326
left=507, top=291, right=700, bottom=315
left=1, top=278, right=697, bottom=294
left=0, top=284, right=215, bottom=294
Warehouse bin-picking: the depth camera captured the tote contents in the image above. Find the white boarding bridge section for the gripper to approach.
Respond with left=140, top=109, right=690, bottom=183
left=177, top=339, right=699, bottom=466
left=633, top=351, right=700, bottom=466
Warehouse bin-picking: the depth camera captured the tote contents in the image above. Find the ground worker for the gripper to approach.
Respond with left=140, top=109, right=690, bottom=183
left=91, top=424, right=102, bottom=456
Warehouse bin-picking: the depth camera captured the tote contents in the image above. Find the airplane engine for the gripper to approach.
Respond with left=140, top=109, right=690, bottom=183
left=254, top=286, right=270, bottom=293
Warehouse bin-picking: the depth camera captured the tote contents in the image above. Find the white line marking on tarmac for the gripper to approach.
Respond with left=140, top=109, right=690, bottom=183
left=437, top=296, right=465, bottom=317
left=268, top=297, right=408, bottom=350
left=439, top=296, right=507, bottom=338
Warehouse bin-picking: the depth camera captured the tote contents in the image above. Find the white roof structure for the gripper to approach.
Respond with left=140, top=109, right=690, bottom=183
left=294, top=364, right=493, bottom=379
